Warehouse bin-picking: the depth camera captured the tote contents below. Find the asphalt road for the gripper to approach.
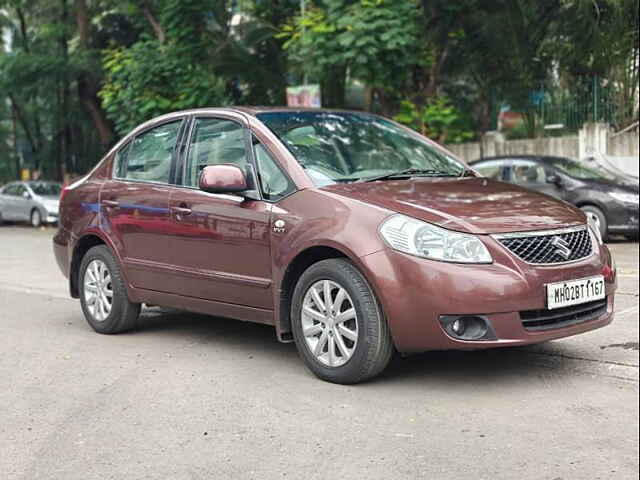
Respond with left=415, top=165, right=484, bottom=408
left=1, top=225, right=638, bottom=480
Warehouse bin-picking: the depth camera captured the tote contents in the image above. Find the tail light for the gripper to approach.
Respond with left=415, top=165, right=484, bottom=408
left=60, top=185, right=71, bottom=204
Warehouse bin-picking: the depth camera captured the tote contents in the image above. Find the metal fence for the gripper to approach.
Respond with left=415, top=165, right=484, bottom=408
left=497, top=76, right=637, bottom=137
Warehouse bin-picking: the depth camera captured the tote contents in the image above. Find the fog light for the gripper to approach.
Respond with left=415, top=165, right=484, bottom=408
left=452, top=318, right=466, bottom=336
left=439, top=315, right=496, bottom=341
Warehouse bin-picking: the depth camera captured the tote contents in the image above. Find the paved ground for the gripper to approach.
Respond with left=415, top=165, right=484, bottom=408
left=0, top=225, right=638, bottom=480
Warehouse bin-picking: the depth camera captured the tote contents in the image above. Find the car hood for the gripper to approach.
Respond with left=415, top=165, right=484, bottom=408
left=579, top=177, right=640, bottom=193
left=322, top=178, right=585, bottom=234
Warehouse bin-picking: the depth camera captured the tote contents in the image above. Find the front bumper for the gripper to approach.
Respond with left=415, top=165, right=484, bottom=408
left=45, top=213, right=59, bottom=224
left=359, top=237, right=617, bottom=353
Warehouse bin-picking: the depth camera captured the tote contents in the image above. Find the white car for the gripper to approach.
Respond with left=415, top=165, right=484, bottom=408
left=0, top=181, right=61, bottom=227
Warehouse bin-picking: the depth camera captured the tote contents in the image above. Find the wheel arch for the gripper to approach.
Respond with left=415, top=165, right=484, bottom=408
left=276, top=244, right=385, bottom=342
left=69, top=232, right=115, bottom=298
left=575, top=200, right=608, bottom=216
left=575, top=201, right=610, bottom=231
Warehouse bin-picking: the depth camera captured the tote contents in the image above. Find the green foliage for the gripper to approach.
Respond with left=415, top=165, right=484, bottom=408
left=394, top=97, right=474, bottom=143
left=1, top=0, right=639, bottom=183
left=281, top=0, right=423, bottom=93
left=100, top=42, right=228, bottom=134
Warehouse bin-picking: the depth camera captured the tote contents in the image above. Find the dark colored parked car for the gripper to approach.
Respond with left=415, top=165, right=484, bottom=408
left=53, top=108, right=617, bottom=384
left=470, top=155, right=639, bottom=241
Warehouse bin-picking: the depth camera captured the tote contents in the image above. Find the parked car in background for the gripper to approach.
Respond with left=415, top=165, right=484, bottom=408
left=0, top=181, right=62, bottom=227
left=53, top=108, right=616, bottom=384
left=470, top=155, right=639, bottom=241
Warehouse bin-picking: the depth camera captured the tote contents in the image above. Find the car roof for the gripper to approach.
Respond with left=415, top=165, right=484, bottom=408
left=148, top=106, right=374, bottom=121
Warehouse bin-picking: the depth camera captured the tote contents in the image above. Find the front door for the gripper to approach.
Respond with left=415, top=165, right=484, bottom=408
left=100, top=119, right=185, bottom=292
left=509, top=160, right=563, bottom=199
left=165, top=116, right=273, bottom=310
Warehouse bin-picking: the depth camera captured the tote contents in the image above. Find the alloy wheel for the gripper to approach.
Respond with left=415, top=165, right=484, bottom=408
left=301, top=280, right=358, bottom=367
left=83, top=259, right=114, bottom=322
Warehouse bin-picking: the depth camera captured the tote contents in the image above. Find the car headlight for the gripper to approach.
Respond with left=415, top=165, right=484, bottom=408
left=379, top=214, right=493, bottom=263
left=587, top=215, right=603, bottom=245
left=609, top=192, right=639, bottom=205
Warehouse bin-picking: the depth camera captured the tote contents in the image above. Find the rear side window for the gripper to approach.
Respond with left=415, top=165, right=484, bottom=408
left=114, top=142, right=131, bottom=179
left=184, top=118, right=249, bottom=188
left=2, top=184, right=18, bottom=195
left=120, top=121, right=181, bottom=183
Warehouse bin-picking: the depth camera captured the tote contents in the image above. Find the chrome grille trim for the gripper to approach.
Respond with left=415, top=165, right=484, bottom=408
left=492, top=225, right=594, bottom=265
left=493, top=225, right=587, bottom=240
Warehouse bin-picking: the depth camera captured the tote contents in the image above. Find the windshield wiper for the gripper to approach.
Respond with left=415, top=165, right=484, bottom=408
left=357, top=168, right=456, bottom=183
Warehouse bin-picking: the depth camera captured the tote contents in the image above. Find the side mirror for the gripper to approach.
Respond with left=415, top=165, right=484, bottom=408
left=22, top=191, right=31, bottom=199
left=199, top=164, right=248, bottom=194
left=547, top=174, right=562, bottom=186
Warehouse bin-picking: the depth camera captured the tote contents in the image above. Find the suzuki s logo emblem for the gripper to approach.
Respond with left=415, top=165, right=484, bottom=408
left=551, top=236, right=572, bottom=260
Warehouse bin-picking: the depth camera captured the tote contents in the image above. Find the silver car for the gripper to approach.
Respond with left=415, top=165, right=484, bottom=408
left=0, top=181, right=61, bottom=227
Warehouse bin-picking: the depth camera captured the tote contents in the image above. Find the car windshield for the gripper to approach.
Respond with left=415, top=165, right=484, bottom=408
left=29, top=182, right=61, bottom=196
left=257, top=111, right=465, bottom=185
left=546, top=157, right=617, bottom=181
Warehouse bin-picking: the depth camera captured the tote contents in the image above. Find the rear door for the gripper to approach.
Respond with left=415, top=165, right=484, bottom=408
left=0, top=184, right=16, bottom=220
left=100, top=118, right=187, bottom=292
left=12, top=184, right=33, bottom=221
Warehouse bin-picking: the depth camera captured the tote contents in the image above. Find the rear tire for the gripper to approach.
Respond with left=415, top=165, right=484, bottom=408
left=291, top=259, right=393, bottom=384
left=79, top=245, right=140, bottom=334
left=580, top=205, right=608, bottom=242
left=30, top=209, right=42, bottom=228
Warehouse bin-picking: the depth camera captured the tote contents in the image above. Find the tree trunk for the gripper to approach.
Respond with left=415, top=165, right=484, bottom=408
left=59, top=0, right=71, bottom=180
left=78, top=78, right=114, bottom=149
left=8, top=95, right=38, bottom=159
left=424, top=44, right=449, bottom=98
left=74, top=0, right=89, bottom=47
left=11, top=102, right=20, bottom=180
left=74, top=0, right=114, bottom=148
left=15, top=7, right=30, bottom=53
left=321, top=65, right=347, bottom=108
left=142, top=1, right=166, bottom=43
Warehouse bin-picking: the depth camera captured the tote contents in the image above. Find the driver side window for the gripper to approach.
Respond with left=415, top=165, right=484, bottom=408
left=511, top=161, right=547, bottom=185
left=185, top=118, right=249, bottom=188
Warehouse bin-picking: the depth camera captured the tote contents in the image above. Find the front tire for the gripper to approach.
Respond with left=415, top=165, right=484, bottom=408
left=31, top=209, right=42, bottom=228
left=291, top=259, right=393, bottom=384
left=79, top=245, right=141, bottom=334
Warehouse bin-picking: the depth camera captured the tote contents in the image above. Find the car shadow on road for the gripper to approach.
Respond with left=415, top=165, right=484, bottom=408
left=127, top=306, right=583, bottom=387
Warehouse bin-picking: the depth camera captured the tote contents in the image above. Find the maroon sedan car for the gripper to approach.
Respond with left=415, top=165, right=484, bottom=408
left=53, top=108, right=617, bottom=384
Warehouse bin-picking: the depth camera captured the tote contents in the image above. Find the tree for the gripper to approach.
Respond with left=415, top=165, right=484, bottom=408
left=281, top=0, right=423, bottom=110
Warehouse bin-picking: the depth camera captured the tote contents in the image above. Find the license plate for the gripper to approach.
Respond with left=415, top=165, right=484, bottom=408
left=546, top=276, right=605, bottom=310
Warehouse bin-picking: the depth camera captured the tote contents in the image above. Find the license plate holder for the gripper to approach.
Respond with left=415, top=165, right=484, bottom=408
left=546, top=276, right=605, bottom=310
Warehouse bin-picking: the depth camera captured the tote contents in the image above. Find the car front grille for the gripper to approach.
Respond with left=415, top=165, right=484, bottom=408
left=495, top=226, right=593, bottom=265
left=520, top=298, right=608, bottom=331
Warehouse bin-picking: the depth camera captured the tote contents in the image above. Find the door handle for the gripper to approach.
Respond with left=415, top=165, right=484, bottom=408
left=170, top=206, right=192, bottom=217
left=101, top=200, right=119, bottom=209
